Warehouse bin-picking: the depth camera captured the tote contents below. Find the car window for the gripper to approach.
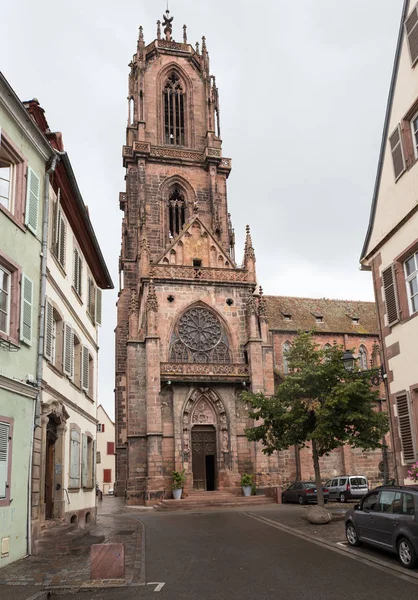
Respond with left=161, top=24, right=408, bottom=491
left=378, top=490, right=397, bottom=513
left=394, top=492, right=416, bottom=516
left=324, top=480, right=331, bottom=487
left=351, top=477, right=367, bottom=486
left=287, top=484, right=295, bottom=491
left=331, top=479, right=338, bottom=486
left=303, top=483, right=316, bottom=489
left=339, top=478, right=347, bottom=485
left=361, top=492, right=379, bottom=511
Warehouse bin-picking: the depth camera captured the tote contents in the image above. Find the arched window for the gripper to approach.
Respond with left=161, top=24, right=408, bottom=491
left=324, top=343, right=332, bottom=362
left=168, top=187, right=186, bottom=238
left=129, top=97, right=134, bottom=125
left=164, top=73, right=185, bottom=145
left=359, top=345, right=368, bottom=370
left=283, top=341, right=291, bottom=375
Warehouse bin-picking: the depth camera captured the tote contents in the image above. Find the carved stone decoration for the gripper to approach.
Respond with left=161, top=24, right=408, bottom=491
left=179, top=307, right=222, bottom=351
left=191, top=400, right=216, bottom=424
left=146, top=280, right=158, bottom=313
left=222, top=429, right=229, bottom=452
left=258, top=286, right=268, bottom=323
left=129, top=288, right=138, bottom=315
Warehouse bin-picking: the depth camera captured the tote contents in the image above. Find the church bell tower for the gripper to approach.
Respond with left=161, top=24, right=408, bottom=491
left=115, top=11, right=278, bottom=504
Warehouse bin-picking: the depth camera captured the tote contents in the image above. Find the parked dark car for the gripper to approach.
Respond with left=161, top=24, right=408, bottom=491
left=282, top=481, right=329, bottom=505
left=345, top=485, right=418, bottom=569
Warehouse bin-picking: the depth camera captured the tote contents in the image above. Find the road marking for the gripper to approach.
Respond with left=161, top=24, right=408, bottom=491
left=147, top=582, right=166, bottom=592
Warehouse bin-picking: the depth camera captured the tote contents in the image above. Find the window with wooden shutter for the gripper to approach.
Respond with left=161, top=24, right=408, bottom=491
left=73, top=248, right=83, bottom=297
left=81, top=346, right=89, bottom=392
left=107, top=442, right=115, bottom=455
left=382, top=264, right=400, bottom=326
left=95, top=288, right=102, bottom=326
left=25, top=167, right=40, bottom=234
left=0, top=421, right=10, bottom=500
left=69, top=428, right=80, bottom=488
left=396, top=393, right=416, bottom=463
left=389, top=125, right=406, bottom=181
left=20, top=274, right=33, bottom=345
left=44, top=299, right=54, bottom=361
left=87, top=276, right=96, bottom=320
left=63, top=323, right=74, bottom=378
left=103, top=469, right=112, bottom=483
left=405, top=4, right=418, bottom=66
left=81, top=434, right=88, bottom=488
left=92, top=439, right=96, bottom=488
left=51, top=192, right=66, bottom=270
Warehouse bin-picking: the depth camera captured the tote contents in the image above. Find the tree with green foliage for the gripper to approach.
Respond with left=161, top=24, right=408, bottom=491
left=243, top=332, right=389, bottom=507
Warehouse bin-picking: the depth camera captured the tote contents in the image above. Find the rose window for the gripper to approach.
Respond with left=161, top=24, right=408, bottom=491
left=170, top=307, right=230, bottom=364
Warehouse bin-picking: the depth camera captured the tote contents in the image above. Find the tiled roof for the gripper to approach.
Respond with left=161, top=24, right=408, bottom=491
left=265, top=296, right=378, bottom=335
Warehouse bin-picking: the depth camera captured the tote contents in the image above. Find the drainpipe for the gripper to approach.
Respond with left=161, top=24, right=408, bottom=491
left=28, top=154, right=59, bottom=557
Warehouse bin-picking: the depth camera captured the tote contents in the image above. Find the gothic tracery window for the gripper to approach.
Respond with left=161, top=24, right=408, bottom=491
left=169, top=307, right=231, bottom=364
left=359, top=345, right=368, bottom=371
left=168, top=187, right=186, bottom=238
left=164, top=72, right=185, bottom=146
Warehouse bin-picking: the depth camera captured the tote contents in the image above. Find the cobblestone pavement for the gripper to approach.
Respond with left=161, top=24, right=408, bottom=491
left=0, top=497, right=143, bottom=591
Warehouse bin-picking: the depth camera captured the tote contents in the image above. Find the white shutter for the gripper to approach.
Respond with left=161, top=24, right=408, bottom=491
left=81, top=434, right=88, bottom=488
left=0, top=422, right=10, bottom=499
left=81, top=346, right=89, bottom=392
left=92, top=439, right=97, bottom=488
left=95, top=288, right=102, bottom=325
left=20, top=274, right=33, bottom=345
left=63, top=323, right=74, bottom=378
left=69, top=429, right=80, bottom=487
left=59, top=215, right=66, bottom=268
left=44, top=299, right=54, bottom=361
left=25, top=167, right=40, bottom=234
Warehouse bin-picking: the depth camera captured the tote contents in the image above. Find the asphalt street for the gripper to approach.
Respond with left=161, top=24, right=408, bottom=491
left=53, top=509, right=418, bottom=600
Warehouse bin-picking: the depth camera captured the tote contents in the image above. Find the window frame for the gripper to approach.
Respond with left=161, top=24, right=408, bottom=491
left=404, top=251, right=418, bottom=316
left=73, top=246, right=83, bottom=299
left=51, top=194, right=67, bottom=272
left=0, top=161, right=14, bottom=213
left=0, top=252, right=21, bottom=347
left=0, top=130, right=27, bottom=226
left=69, top=425, right=81, bottom=489
left=0, top=417, right=13, bottom=507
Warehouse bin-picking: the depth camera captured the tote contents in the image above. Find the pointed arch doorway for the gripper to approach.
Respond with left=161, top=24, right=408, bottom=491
left=191, top=425, right=216, bottom=491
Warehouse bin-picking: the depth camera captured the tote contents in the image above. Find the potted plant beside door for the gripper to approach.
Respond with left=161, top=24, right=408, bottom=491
left=172, top=469, right=186, bottom=500
left=241, top=473, right=253, bottom=497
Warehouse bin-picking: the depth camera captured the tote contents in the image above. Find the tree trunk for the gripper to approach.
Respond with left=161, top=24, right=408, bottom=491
left=311, top=439, right=324, bottom=507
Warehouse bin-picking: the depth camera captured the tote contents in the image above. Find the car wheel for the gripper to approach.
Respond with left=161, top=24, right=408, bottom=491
left=339, top=492, right=347, bottom=503
left=298, top=495, right=305, bottom=505
left=346, top=523, right=361, bottom=547
left=397, top=537, right=418, bottom=569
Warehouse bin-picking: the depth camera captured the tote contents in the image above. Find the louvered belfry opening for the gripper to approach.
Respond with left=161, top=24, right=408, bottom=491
left=164, top=72, right=185, bottom=145
left=168, top=187, right=186, bottom=238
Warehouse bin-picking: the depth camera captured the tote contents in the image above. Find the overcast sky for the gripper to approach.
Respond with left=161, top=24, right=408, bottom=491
left=2, top=1, right=402, bottom=418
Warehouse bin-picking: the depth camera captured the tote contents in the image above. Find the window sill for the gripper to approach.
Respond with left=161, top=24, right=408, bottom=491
left=47, top=361, right=63, bottom=377
left=85, top=392, right=94, bottom=404
left=69, top=380, right=82, bottom=393
left=82, top=486, right=94, bottom=491
left=400, top=309, right=418, bottom=326
left=68, top=487, right=80, bottom=493
left=72, top=286, right=83, bottom=305
left=0, top=204, right=26, bottom=232
left=0, top=331, right=20, bottom=349
left=0, top=498, right=11, bottom=507
left=51, top=252, right=67, bottom=278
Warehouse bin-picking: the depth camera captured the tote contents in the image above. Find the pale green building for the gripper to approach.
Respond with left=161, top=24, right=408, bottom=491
left=0, top=74, right=55, bottom=567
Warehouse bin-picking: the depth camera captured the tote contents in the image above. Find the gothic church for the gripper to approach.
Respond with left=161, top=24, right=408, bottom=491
left=115, top=12, right=385, bottom=504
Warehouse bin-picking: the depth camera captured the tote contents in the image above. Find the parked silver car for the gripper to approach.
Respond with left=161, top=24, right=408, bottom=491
left=345, top=485, right=418, bottom=569
left=328, top=475, right=369, bottom=503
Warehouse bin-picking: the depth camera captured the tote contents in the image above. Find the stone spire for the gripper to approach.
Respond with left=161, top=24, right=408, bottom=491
left=162, top=9, right=173, bottom=41
left=246, top=287, right=259, bottom=339
left=138, top=25, right=144, bottom=48
left=157, top=20, right=161, bottom=40
left=243, top=225, right=256, bottom=281
left=183, top=24, right=187, bottom=44
left=146, top=280, right=159, bottom=336
left=258, top=286, right=269, bottom=343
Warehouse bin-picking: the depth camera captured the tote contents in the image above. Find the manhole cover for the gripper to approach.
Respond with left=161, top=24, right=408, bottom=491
left=116, top=530, right=135, bottom=535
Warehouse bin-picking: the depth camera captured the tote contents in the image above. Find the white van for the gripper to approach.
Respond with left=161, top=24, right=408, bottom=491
left=328, top=475, right=369, bottom=503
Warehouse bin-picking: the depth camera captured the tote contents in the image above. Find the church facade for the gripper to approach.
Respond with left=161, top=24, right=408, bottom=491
left=115, top=13, right=388, bottom=505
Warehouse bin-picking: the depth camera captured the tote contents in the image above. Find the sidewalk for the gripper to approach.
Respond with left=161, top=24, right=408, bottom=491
left=0, top=497, right=143, bottom=595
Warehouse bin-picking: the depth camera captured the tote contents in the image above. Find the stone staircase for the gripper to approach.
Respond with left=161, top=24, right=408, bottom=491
left=154, top=490, right=275, bottom=511
left=34, top=519, right=105, bottom=556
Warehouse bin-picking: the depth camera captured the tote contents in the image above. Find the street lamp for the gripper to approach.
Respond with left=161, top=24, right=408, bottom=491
left=342, top=350, right=356, bottom=372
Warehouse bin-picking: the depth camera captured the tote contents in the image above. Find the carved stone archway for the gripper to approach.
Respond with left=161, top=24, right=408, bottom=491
left=182, top=388, right=230, bottom=490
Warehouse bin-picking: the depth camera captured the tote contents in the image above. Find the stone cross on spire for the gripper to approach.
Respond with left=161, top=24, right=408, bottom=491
left=163, top=9, right=174, bottom=41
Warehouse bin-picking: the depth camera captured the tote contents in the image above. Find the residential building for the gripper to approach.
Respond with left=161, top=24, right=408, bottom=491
left=115, top=12, right=388, bottom=505
left=361, top=0, right=418, bottom=483
left=0, top=74, right=55, bottom=566
left=21, top=101, right=113, bottom=550
left=96, top=405, right=115, bottom=495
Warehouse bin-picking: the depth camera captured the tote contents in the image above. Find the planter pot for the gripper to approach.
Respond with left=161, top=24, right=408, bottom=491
left=242, top=486, right=252, bottom=497
left=172, top=488, right=182, bottom=500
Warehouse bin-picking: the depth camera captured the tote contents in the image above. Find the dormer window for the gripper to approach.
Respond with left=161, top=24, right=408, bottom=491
left=315, top=316, right=323, bottom=324
left=283, top=314, right=292, bottom=321
left=352, top=317, right=360, bottom=325
left=164, top=73, right=185, bottom=146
